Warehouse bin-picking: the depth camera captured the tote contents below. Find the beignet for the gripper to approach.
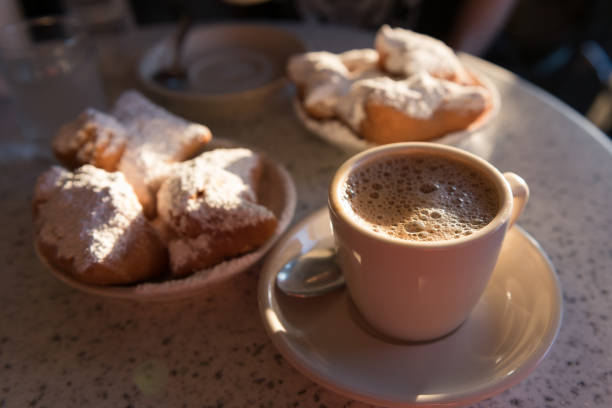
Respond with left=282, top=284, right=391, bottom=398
left=112, top=90, right=213, bottom=217
left=336, top=72, right=491, bottom=143
left=375, top=25, right=473, bottom=84
left=33, top=165, right=167, bottom=285
left=157, top=148, right=277, bottom=277
left=52, top=108, right=128, bottom=171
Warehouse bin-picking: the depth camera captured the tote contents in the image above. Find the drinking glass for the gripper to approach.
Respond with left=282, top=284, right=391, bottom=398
left=0, top=16, right=106, bottom=148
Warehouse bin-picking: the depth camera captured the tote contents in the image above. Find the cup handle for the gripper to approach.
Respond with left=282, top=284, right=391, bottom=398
left=503, top=172, right=529, bottom=228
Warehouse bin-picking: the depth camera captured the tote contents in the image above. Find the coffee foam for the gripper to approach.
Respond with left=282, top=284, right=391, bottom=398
left=342, top=154, right=498, bottom=242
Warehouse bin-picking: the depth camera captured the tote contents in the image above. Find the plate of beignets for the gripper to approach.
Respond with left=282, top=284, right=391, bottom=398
left=35, top=91, right=296, bottom=301
left=288, top=25, right=500, bottom=157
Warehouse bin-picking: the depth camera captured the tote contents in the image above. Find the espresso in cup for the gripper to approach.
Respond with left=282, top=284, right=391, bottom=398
left=328, top=142, right=529, bottom=341
left=342, top=154, right=499, bottom=242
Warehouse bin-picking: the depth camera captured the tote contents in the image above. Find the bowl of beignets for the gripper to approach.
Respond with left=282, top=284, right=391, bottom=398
left=34, top=90, right=296, bottom=301
left=288, top=25, right=500, bottom=158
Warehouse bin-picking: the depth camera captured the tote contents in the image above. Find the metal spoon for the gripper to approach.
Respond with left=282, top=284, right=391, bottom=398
left=152, top=16, right=192, bottom=90
left=276, top=246, right=345, bottom=298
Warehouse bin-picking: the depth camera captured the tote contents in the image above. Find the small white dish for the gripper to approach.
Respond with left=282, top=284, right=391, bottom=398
left=258, top=208, right=562, bottom=407
left=38, top=138, right=297, bottom=301
left=293, top=54, right=501, bottom=159
left=138, top=23, right=306, bottom=122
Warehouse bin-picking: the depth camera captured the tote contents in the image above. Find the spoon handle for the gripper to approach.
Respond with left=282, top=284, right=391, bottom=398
left=171, top=15, right=192, bottom=72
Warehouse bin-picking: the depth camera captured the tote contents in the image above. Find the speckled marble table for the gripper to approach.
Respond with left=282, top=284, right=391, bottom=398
left=1, top=23, right=611, bottom=408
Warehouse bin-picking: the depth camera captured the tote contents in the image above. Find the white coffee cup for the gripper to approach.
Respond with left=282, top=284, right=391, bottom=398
left=328, top=142, right=529, bottom=341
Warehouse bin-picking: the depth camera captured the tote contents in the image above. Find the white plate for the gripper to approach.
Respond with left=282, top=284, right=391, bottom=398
left=38, top=139, right=297, bottom=301
left=258, top=208, right=563, bottom=407
left=293, top=54, right=501, bottom=159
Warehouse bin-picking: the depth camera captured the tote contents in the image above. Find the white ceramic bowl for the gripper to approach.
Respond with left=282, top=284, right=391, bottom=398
left=138, top=23, right=306, bottom=123
left=37, top=138, right=297, bottom=301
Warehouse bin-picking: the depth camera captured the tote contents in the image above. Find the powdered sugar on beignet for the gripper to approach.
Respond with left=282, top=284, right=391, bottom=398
left=52, top=108, right=128, bottom=171
left=287, top=51, right=349, bottom=84
left=288, top=52, right=351, bottom=119
left=157, top=149, right=277, bottom=277
left=117, top=147, right=176, bottom=218
left=339, top=49, right=380, bottom=73
left=337, top=71, right=489, bottom=134
left=375, top=25, right=472, bottom=84
left=188, top=148, right=262, bottom=189
left=113, top=90, right=212, bottom=217
left=34, top=165, right=167, bottom=285
left=164, top=195, right=277, bottom=277
left=113, top=90, right=211, bottom=159
left=288, top=50, right=387, bottom=120
left=33, top=165, right=69, bottom=208
left=158, top=163, right=272, bottom=236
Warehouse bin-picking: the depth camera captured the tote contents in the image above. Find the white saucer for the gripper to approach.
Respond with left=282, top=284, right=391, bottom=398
left=293, top=54, right=501, bottom=160
left=258, top=208, right=562, bottom=407
left=37, top=138, right=297, bottom=301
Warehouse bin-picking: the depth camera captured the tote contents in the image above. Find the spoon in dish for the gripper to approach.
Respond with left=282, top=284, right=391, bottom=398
left=276, top=244, right=345, bottom=298
left=152, top=16, right=192, bottom=90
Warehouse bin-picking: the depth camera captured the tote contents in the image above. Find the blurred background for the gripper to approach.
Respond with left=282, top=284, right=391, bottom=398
left=6, top=0, right=612, bottom=136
